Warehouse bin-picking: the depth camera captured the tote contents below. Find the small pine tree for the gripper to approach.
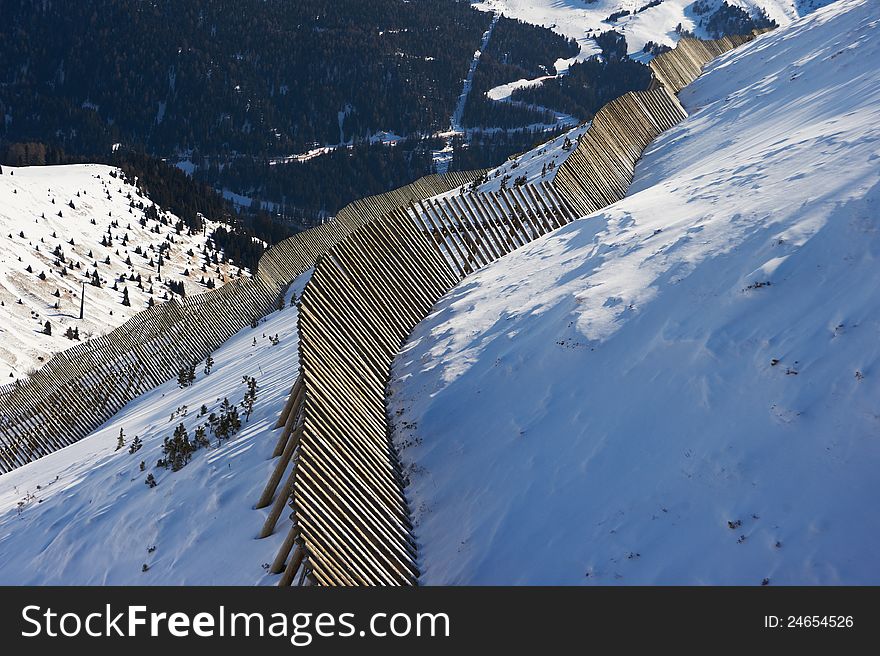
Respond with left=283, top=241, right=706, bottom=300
left=121, top=287, right=131, bottom=306
left=204, top=354, right=214, bottom=376
left=145, top=473, right=157, bottom=488
left=43, top=320, right=51, bottom=335
left=193, top=425, right=210, bottom=449
left=162, top=423, right=194, bottom=471
left=116, top=428, right=125, bottom=451
left=128, top=435, right=143, bottom=454
left=227, top=405, right=241, bottom=435
left=177, top=363, right=196, bottom=388
left=139, top=460, right=145, bottom=472
left=210, top=398, right=241, bottom=442
left=241, top=376, right=258, bottom=421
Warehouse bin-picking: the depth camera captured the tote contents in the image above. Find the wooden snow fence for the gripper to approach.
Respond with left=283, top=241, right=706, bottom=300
left=405, top=183, right=580, bottom=275
left=649, top=31, right=771, bottom=94
left=0, top=171, right=486, bottom=474
left=552, top=87, right=689, bottom=216
left=265, top=32, right=771, bottom=585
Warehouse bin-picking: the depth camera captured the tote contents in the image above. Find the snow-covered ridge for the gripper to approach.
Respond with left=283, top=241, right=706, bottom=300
left=473, top=0, right=834, bottom=57
left=0, top=164, right=242, bottom=379
left=391, top=0, right=880, bottom=585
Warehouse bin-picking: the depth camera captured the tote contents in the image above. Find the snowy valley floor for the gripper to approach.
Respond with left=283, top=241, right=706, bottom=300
left=390, top=0, right=880, bottom=585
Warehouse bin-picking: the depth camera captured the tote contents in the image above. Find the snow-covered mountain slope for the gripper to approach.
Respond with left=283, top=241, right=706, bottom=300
left=438, top=122, right=592, bottom=196
left=0, top=275, right=306, bottom=585
left=0, top=164, right=244, bottom=379
left=474, top=0, right=835, bottom=57
left=391, top=0, right=880, bottom=585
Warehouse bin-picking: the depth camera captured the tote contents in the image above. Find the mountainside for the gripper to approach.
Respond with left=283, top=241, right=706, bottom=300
left=0, top=0, right=490, bottom=158
left=0, top=164, right=244, bottom=378
left=474, top=0, right=835, bottom=56
left=0, top=276, right=306, bottom=585
left=390, top=0, right=880, bottom=584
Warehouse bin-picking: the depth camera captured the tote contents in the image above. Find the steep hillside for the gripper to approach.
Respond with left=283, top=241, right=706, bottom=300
left=391, top=0, right=880, bottom=584
left=0, top=164, right=244, bottom=378
left=0, top=276, right=306, bottom=585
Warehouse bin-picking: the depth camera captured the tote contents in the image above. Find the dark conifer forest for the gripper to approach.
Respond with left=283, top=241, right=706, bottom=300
left=0, top=0, right=489, bottom=157
left=509, top=57, right=652, bottom=122
left=461, top=17, right=580, bottom=129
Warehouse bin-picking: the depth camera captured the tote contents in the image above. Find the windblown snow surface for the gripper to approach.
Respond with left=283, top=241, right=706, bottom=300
left=0, top=275, right=307, bottom=584
left=390, top=0, right=880, bottom=585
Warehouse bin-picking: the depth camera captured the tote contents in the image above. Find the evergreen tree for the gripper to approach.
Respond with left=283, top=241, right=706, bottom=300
left=121, top=287, right=131, bottom=306
left=193, top=425, right=210, bottom=449
left=128, top=435, right=143, bottom=454
left=203, top=354, right=214, bottom=376
left=228, top=405, right=241, bottom=435
left=161, top=423, right=194, bottom=471
left=116, top=428, right=125, bottom=451
left=177, top=364, right=196, bottom=388
left=241, top=376, right=258, bottom=421
left=210, top=398, right=241, bottom=442
left=43, top=320, right=51, bottom=335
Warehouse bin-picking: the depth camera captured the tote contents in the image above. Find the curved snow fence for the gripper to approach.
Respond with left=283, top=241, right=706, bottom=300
left=552, top=87, right=688, bottom=216
left=0, top=170, right=485, bottom=474
left=271, top=31, right=770, bottom=586
left=649, top=31, right=772, bottom=94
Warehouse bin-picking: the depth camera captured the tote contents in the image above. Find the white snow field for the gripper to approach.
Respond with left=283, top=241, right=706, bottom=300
left=0, top=275, right=307, bottom=585
left=474, top=0, right=835, bottom=58
left=391, top=0, right=880, bottom=585
left=0, top=164, right=244, bottom=379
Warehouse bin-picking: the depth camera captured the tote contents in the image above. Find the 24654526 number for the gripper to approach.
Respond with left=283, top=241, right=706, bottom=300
left=764, top=616, right=854, bottom=628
